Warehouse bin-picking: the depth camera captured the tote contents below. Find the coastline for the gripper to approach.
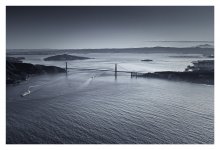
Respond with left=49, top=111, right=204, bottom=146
left=6, top=60, right=66, bottom=84
left=138, top=71, right=214, bottom=85
left=138, top=60, right=214, bottom=85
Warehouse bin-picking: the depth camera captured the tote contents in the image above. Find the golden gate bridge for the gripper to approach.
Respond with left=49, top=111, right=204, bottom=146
left=64, top=62, right=145, bottom=79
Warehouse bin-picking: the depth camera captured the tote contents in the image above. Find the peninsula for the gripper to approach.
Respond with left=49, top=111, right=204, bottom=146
left=6, top=57, right=65, bottom=84
left=138, top=60, right=214, bottom=85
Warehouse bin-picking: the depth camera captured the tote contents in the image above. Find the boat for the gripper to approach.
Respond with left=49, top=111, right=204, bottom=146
left=21, top=90, right=31, bottom=97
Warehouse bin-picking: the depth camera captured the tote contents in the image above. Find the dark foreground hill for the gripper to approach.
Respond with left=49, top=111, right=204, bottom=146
left=140, top=71, right=214, bottom=85
left=6, top=61, right=65, bottom=84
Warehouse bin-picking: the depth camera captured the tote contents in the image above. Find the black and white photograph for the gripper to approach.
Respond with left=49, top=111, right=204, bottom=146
left=5, top=6, right=214, bottom=144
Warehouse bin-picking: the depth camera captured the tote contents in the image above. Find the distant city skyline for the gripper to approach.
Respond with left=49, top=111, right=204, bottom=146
left=7, top=6, right=214, bottom=49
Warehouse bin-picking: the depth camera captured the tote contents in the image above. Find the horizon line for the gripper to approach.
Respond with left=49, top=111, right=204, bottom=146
left=144, top=40, right=214, bottom=43
left=6, top=45, right=214, bottom=51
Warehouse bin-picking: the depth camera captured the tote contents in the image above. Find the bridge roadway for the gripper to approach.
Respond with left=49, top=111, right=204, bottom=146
left=66, top=67, right=145, bottom=76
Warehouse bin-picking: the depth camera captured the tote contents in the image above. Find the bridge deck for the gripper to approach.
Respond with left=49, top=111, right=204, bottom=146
left=67, top=67, right=145, bottom=74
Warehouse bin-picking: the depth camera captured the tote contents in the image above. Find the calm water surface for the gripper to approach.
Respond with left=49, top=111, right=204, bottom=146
left=6, top=53, right=214, bottom=144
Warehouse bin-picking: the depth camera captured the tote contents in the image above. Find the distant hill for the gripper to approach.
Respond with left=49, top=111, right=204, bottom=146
left=44, top=54, right=91, bottom=61
left=7, top=46, right=214, bottom=56
left=194, top=44, right=214, bottom=48
left=6, top=56, right=25, bottom=63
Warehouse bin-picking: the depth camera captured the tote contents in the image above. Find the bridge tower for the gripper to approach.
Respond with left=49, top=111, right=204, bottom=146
left=115, top=63, right=117, bottom=79
left=65, top=61, right=68, bottom=73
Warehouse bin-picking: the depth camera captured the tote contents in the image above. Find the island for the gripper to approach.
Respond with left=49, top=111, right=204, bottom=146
left=7, top=58, right=66, bottom=84
left=44, top=54, right=90, bottom=61
left=141, top=59, right=153, bottom=62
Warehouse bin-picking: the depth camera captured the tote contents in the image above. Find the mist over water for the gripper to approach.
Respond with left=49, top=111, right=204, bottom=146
left=6, top=52, right=214, bottom=144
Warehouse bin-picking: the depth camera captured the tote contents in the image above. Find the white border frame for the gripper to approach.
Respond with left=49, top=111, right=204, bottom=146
left=1, top=0, right=219, bottom=150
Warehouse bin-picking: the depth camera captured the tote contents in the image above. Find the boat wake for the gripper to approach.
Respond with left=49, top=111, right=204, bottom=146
left=78, top=77, right=94, bottom=90
left=20, top=85, right=41, bottom=97
left=20, top=73, right=98, bottom=98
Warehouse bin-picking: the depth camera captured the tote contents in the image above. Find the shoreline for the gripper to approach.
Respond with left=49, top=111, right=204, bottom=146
left=138, top=71, right=214, bottom=85
left=6, top=60, right=66, bottom=84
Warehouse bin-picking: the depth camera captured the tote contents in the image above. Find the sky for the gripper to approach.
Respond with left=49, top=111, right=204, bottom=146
left=6, top=6, right=214, bottom=49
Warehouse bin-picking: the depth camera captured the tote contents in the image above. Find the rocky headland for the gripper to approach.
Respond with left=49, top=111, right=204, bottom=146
left=138, top=60, right=214, bottom=85
left=6, top=58, right=65, bottom=84
left=140, top=71, right=214, bottom=85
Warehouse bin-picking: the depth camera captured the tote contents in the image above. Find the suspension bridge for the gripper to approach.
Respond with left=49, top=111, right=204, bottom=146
left=20, top=62, right=145, bottom=97
left=64, top=62, right=145, bottom=79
